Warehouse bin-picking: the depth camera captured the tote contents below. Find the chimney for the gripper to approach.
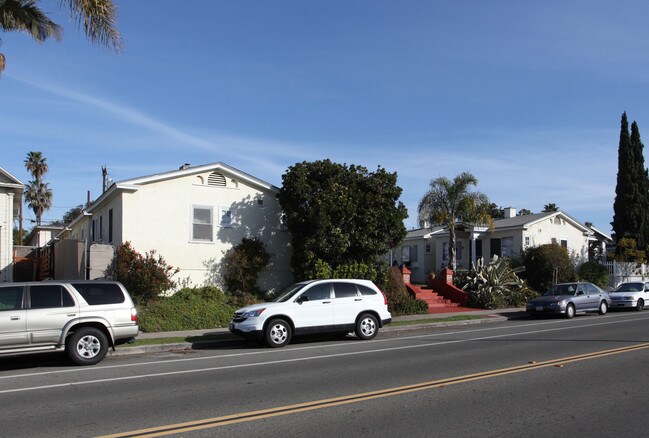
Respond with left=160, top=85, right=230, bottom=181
left=503, top=207, right=517, bottom=218
left=179, top=163, right=191, bottom=170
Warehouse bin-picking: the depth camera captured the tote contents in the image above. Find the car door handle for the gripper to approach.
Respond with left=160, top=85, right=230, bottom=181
left=322, top=301, right=331, bottom=304
left=67, top=313, right=77, bottom=317
left=10, top=316, right=21, bottom=321
left=354, top=298, right=363, bottom=301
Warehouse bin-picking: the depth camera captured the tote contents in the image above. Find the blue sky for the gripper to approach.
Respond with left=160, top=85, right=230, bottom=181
left=2, top=0, right=649, bottom=233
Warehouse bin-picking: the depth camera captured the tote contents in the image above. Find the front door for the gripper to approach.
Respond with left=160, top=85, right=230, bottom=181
left=0, top=286, right=27, bottom=348
left=292, top=282, right=334, bottom=332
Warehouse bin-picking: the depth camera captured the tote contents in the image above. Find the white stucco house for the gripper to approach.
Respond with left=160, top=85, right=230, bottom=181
left=392, top=208, right=612, bottom=284
left=0, top=167, right=24, bottom=283
left=53, top=162, right=293, bottom=292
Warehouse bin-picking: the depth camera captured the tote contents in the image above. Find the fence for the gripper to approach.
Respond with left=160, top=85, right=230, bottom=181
left=601, top=261, right=647, bottom=288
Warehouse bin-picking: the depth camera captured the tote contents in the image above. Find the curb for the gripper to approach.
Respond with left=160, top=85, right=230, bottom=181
left=109, top=313, right=515, bottom=357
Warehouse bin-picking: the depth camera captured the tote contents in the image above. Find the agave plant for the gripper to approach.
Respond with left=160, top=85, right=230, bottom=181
left=462, top=255, right=535, bottom=309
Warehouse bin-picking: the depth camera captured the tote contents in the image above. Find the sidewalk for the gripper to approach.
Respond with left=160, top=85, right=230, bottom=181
left=110, top=308, right=527, bottom=357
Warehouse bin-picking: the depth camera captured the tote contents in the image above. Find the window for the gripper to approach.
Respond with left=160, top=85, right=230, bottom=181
left=71, top=283, right=125, bottom=305
left=29, top=285, right=75, bottom=309
left=524, top=236, right=530, bottom=246
left=501, top=237, right=513, bottom=257
left=219, top=207, right=233, bottom=227
left=192, top=206, right=213, bottom=242
left=561, top=239, right=568, bottom=248
left=333, top=282, right=359, bottom=298
left=443, top=242, right=462, bottom=261
left=279, top=212, right=288, bottom=230
left=91, top=219, right=97, bottom=242
left=442, top=242, right=449, bottom=261
left=0, top=286, right=23, bottom=311
left=108, top=209, right=113, bottom=243
left=410, top=245, right=418, bottom=262
left=425, top=244, right=431, bottom=254
left=402, top=246, right=411, bottom=263
left=301, top=283, right=331, bottom=301
left=358, top=285, right=377, bottom=296
left=256, top=196, right=264, bottom=207
left=99, top=215, right=103, bottom=241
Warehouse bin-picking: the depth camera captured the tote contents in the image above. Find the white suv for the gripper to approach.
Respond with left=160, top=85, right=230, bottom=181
left=229, top=279, right=392, bottom=347
left=0, top=281, right=139, bottom=365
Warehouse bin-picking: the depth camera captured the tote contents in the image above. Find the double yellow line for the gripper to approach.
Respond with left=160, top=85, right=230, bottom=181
left=99, top=342, right=649, bottom=437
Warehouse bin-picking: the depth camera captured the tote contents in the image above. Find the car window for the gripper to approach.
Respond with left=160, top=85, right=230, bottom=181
left=616, top=283, right=643, bottom=292
left=0, top=286, right=24, bottom=311
left=300, top=283, right=331, bottom=301
left=586, top=284, right=600, bottom=294
left=29, top=285, right=75, bottom=309
left=333, top=283, right=359, bottom=298
left=358, top=284, right=377, bottom=296
left=71, top=283, right=125, bottom=305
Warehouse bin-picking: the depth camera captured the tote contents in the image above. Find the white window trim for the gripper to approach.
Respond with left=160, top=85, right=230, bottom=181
left=191, top=205, right=214, bottom=243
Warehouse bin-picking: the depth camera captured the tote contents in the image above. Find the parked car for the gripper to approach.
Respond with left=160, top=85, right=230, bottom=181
left=229, top=279, right=392, bottom=347
left=0, top=281, right=139, bottom=365
left=609, top=281, right=649, bottom=311
left=526, top=282, right=610, bottom=318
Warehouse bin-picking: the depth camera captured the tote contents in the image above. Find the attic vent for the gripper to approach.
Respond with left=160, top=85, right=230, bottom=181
left=208, top=172, right=226, bottom=187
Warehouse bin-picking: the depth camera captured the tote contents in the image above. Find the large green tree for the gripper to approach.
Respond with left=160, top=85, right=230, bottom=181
left=0, top=0, right=121, bottom=76
left=23, top=151, right=52, bottom=225
left=612, top=112, right=649, bottom=249
left=417, top=171, right=491, bottom=270
left=278, top=160, right=408, bottom=281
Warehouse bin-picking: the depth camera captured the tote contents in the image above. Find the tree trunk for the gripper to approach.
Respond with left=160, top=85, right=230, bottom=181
left=449, top=226, right=457, bottom=270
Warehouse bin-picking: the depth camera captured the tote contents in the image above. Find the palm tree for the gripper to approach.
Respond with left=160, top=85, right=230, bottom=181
left=418, top=172, right=492, bottom=270
left=0, top=0, right=122, bottom=76
left=24, top=180, right=52, bottom=225
left=542, top=203, right=559, bottom=212
left=24, top=151, right=48, bottom=180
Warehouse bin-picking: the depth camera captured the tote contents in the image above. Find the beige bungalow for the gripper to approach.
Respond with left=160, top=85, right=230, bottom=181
left=391, top=208, right=611, bottom=284
left=0, top=167, right=24, bottom=283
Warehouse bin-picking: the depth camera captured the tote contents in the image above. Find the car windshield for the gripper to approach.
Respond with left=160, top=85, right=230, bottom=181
left=544, top=284, right=578, bottom=296
left=615, top=283, right=644, bottom=292
left=271, top=283, right=308, bottom=302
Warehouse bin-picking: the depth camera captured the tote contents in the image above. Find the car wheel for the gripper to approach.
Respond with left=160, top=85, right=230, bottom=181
left=637, top=298, right=644, bottom=311
left=265, top=319, right=291, bottom=348
left=66, top=327, right=109, bottom=366
left=599, top=300, right=608, bottom=315
left=565, top=303, right=575, bottom=319
left=355, top=313, right=379, bottom=340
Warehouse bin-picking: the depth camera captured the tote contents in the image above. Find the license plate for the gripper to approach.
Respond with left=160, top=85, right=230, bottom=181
left=536, top=306, right=544, bottom=312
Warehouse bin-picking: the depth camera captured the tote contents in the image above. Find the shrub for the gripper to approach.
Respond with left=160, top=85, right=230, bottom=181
left=311, top=259, right=380, bottom=282
left=383, top=266, right=429, bottom=315
left=222, top=237, right=271, bottom=300
left=138, top=286, right=237, bottom=332
left=112, top=241, right=179, bottom=305
left=463, top=256, right=537, bottom=309
left=522, top=244, right=576, bottom=293
left=577, top=261, right=610, bottom=289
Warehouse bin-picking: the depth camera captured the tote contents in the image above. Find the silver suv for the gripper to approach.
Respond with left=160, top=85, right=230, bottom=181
left=0, top=281, right=139, bottom=365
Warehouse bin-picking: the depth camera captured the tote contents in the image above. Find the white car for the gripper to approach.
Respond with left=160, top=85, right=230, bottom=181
left=229, top=279, right=392, bottom=347
left=609, top=281, right=649, bottom=311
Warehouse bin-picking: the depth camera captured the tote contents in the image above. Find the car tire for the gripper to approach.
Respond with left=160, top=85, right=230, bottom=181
left=565, top=303, right=575, bottom=319
left=637, top=299, right=644, bottom=311
left=598, top=300, right=608, bottom=315
left=355, top=313, right=379, bottom=340
left=66, top=327, right=109, bottom=366
left=265, top=319, right=291, bottom=348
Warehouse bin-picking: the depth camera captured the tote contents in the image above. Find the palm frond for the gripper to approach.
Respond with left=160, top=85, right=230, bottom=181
left=61, top=0, right=122, bottom=52
left=1, top=0, right=63, bottom=42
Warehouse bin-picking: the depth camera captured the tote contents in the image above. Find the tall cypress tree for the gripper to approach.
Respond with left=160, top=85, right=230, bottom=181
left=612, top=113, right=649, bottom=249
left=630, top=121, right=649, bottom=248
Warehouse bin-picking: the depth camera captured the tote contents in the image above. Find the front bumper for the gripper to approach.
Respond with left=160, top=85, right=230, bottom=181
left=609, top=300, right=636, bottom=308
left=526, top=305, right=565, bottom=315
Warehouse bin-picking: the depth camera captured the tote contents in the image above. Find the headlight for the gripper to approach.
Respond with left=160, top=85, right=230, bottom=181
left=556, top=300, right=565, bottom=306
left=244, top=309, right=265, bottom=318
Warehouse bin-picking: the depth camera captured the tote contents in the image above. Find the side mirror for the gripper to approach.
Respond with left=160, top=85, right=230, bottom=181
left=576, top=291, right=584, bottom=296
left=296, top=296, right=309, bottom=303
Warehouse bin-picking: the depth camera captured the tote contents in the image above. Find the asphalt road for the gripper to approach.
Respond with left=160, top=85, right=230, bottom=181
left=2, top=311, right=649, bottom=437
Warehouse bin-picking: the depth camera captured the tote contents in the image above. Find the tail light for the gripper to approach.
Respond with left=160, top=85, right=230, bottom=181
left=379, top=289, right=388, bottom=305
left=131, top=307, right=138, bottom=322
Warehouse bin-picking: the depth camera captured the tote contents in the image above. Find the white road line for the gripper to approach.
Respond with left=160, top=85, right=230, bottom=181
left=0, top=315, right=647, bottom=394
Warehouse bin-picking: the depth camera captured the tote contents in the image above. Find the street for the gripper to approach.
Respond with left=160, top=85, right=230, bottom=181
left=2, top=311, right=649, bottom=437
